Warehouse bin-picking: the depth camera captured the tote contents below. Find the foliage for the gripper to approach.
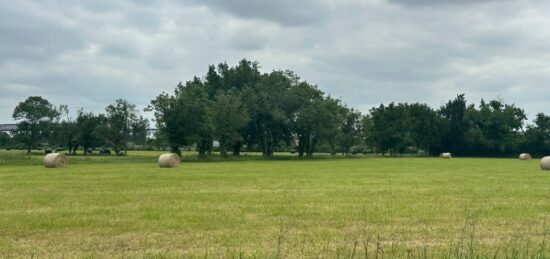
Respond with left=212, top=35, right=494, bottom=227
left=209, top=91, right=249, bottom=157
left=12, top=96, right=60, bottom=153
left=338, top=107, right=362, bottom=155
left=75, top=110, right=105, bottom=154
left=524, top=113, right=550, bottom=156
left=98, top=99, right=148, bottom=154
left=439, top=94, right=470, bottom=155
left=6, top=61, right=550, bottom=158
left=0, top=132, right=11, bottom=147
left=149, top=79, right=211, bottom=155
left=50, top=105, right=79, bottom=154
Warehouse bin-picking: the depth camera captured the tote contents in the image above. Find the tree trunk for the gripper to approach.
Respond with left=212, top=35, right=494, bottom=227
left=27, top=131, right=36, bottom=154
left=263, top=143, right=273, bottom=156
left=232, top=143, right=241, bottom=156
left=220, top=140, right=227, bottom=157
left=307, top=138, right=317, bottom=158
left=298, top=142, right=305, bottom=157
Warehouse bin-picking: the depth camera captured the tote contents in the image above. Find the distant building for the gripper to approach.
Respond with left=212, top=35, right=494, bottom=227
left=0, top=124, right=17, bottom=132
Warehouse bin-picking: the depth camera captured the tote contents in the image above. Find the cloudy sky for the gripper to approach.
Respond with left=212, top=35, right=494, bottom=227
left=1, top=0, right=549, bottom=123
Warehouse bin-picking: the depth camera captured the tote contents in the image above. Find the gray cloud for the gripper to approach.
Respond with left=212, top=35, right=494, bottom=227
left=0, top=2, right=85, bottom=60
left=190, top=0, right=332, bottom=26
left=1, top=0, right=550, bottom=124
left=387, top=0, right=504, bottom=7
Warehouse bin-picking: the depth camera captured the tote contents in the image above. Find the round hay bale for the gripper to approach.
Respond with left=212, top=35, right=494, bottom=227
left=158, top=153, right=181, bottom=168
left=541, top=156, right=550, bottom=170
left=519, top=153, right=531, bottom=160
left=43, top=153, right=68, bottom=168
left=440, top=152, right=452, bottom=159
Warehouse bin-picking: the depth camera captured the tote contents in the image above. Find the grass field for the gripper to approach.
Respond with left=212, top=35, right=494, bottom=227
left=1, top=152, right=550, bottom=257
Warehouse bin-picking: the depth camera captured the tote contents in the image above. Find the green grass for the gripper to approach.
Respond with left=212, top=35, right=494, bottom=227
left=1, top=152, right=550, bottom=257
left=0, top=149, right=373, bottom=166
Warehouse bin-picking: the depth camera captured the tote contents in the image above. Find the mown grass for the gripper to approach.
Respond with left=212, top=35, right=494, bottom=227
left=0, top=152, right=549, bottom=257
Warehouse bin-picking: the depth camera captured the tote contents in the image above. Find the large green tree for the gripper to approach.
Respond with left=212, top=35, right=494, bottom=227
left=242, top=71, right=294, bottom=156
left=369, top=103, right=411, bottom=155
left=12, top=96, right=60, bottom=153
left=408, top=103, right=442, bottom=155
left=467, top=99, right=526, bottom=155
left=75, top=111, right=105, bottom=154
left=524, top=113, right=550, bottom=156
left=99, top=99, right=146, bottom=154
left=338, top=107, right=362, bottom=156
left=206, top=59, right=261, bottom=154
left=439, top=94, right=471, bottom=155
left=288, top=83, right=342, bottom=157
left=149, top=79, right=212, bottom=155
left=209, top=91, right=249, bottom=157
left=131, top=115, right=149, bottom=146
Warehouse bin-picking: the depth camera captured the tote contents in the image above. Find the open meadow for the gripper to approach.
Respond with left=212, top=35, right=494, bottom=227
left=1, top=151, right=550, bottom=258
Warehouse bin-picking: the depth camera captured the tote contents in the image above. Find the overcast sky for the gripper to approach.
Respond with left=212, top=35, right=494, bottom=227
left=1, top=0, right=549, bottom=124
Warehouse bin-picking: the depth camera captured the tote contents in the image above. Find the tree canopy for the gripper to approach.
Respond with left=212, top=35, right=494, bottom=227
left=5, top=60, right=550, bottom=158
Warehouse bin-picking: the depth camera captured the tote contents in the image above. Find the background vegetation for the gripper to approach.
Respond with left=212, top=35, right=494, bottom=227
left=2, top=59, right=549, bottom=158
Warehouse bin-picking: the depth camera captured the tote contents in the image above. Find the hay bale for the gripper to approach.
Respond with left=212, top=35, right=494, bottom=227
left=541, top=156, right=550, bottom=170
left=440, top=152, right=452, bottom=159
left=43, top=153, right=68, bottom=168
left=158, top=153, right=181, bottom=168
left=519, top=153, right=531, bottom=160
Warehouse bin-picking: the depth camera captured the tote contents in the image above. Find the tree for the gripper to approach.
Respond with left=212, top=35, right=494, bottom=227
left=288, top=82, right=340, bottom=157
left=322, top=97, right=346, bottom=155
left=12, top=96, right=60, bottom=153
left=209, top=91, right=249, bottom=157
left=242, top=71, right=294, bottom=156
left=338, top=107, right=362, bottom=155
left=148, top=93, right=181, bottom=153
left=369, top=103, right=411, bottom=155
left=75, top=110, right=105, bottom=154
left=207, top=59, right=262, bottom=155
left=131, top=115, right=149, bottom=146
left=408, top=103, right=442, bottom=155
left=178, top=79, right=213, bottom=156
left=468, top=99, right=526, bottom=155
left=0, top=132, right=11, bottom=148
left=524, top=113, right=550, bottom=156
left=51, top=105, right=79, bottom=154
left=149, top=79, right=212, bottom=156
left=100, top=99, right=145, bottom=154
left=361, top=114, right=373, bottom=153
left=439, top=94, right=470, bottom=155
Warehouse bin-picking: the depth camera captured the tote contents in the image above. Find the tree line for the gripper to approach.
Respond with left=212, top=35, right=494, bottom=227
left=2, top=59, right=549, bottom=157
left=3, top=97, right=148, bottom=154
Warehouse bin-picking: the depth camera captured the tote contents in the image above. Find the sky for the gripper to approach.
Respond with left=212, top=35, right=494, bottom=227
left=1, top=0, right=549, bottom=124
